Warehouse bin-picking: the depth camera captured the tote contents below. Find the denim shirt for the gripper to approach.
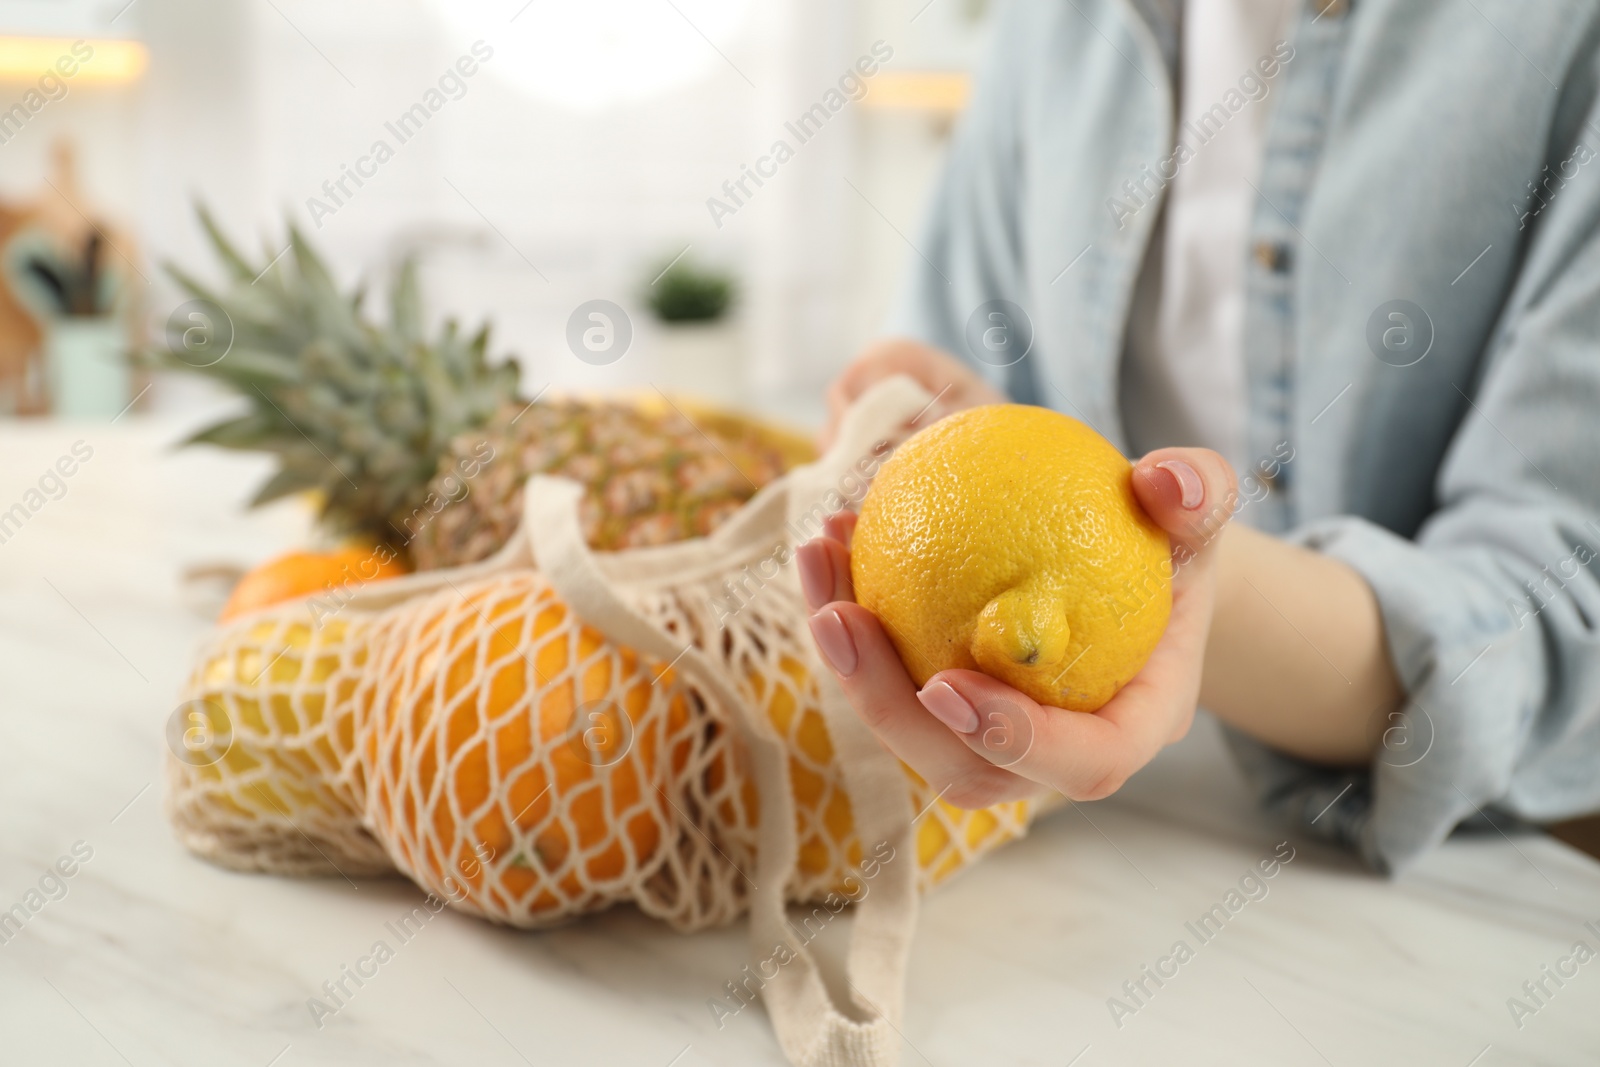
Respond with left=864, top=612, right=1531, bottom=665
left=889, top=0, right=1600, bottom=873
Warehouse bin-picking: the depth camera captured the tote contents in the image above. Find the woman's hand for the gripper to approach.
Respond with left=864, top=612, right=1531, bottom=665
left=820, top=338, right=1006, bottom=450
left=795, top=447, right=1238, bottom=807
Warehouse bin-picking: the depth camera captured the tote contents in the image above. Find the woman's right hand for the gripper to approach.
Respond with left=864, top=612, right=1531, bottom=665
left=820, top=337, right=1006, bottom=449
left=796, top=447, right=1238, bottom=808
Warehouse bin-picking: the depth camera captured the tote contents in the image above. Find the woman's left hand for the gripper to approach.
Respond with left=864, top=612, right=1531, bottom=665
left=795, top=447, right=1237, bottom=808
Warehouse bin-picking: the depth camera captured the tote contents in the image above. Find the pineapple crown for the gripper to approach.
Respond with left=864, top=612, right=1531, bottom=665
left=157, top=207, right=521, bottom=548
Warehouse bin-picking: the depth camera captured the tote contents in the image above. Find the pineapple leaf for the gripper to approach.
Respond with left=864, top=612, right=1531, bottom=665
left=287, top=225, right=364, bottom=351
left=195, top=204, right=262, bottom=287
left=391, top=259, right=423, bottom=344
left=202, top=347, right=302, bottom=389
left=466, top=323, right=491, bottom=370
left=249, top=465, right=324, bottom=507
left=184, top=412, right=287, bottom=450
left=164, top=262, right=225, bottom=305
left=159, top=206, right=525, bottom=553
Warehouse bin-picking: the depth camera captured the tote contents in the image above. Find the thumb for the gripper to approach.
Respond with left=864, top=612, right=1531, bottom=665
left=1130, top=447, right=1238, bottom=559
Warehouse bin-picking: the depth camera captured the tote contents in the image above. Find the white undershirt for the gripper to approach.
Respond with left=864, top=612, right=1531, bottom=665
left=1120, top=0, right=1296, bottom=472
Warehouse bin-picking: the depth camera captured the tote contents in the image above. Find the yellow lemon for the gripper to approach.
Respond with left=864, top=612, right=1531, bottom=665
left=851, top=404, right=1171, bottom=712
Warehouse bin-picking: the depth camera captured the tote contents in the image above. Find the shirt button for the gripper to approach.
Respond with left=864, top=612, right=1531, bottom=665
left=1253, top=240, right=1292, bottom=273
left=1314, top=0, right=1350, bottom=19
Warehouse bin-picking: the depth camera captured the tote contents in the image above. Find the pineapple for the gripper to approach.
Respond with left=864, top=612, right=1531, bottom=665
left=159, top=209, right=803, bottom=568
left=410, top=397, right=788, bottom=568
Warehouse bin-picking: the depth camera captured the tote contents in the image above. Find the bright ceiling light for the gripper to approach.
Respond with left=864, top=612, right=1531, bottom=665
left=430, top=0, right=752, bottom=109
left=0, top=37, right=148, bottom=85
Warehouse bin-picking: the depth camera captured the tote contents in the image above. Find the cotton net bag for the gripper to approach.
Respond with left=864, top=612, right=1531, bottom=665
left=165, top=376, right=1046, bottom=1067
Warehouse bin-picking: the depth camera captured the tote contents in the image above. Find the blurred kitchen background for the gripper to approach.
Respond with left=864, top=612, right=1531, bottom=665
left=0, top=0, right=995, bottom=428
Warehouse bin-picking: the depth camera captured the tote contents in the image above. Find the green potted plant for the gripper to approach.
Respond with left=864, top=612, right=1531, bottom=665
left=643, top=253, right=743, bottom=404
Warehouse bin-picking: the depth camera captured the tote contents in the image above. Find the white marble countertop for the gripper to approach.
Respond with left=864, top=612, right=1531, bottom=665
left=3, top=417, right=1599, bottom=1067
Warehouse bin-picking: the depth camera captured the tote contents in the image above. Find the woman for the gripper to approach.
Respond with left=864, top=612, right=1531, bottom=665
left=798, top=0, right=1600, bottom=873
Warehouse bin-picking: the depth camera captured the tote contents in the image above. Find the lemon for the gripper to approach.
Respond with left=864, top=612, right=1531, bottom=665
left=851, top=404, right=1171, bottom=712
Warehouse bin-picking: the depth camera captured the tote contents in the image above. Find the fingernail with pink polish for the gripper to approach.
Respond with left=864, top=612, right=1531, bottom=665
left=917, top=680, right=979, bottom=735
left=808, top=608, right=858, bottom=677
left=1156, top=459, right=1204, bottom=510
left=796, top=540, right=833, bottom=610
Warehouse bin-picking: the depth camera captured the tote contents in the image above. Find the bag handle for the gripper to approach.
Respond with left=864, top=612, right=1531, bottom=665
left=525, top=376, right=935, bottom=1067
left=772, top=376, right=934, bottom=1053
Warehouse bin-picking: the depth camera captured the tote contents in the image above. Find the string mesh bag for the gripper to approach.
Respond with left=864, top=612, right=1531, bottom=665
left=165, top=562, right=748, bottom=928
left=163, top=377, right=1050, bottom=1067
left=164, top=611, right=394, bottom=877
left=350, top=570, right=756, bottom=929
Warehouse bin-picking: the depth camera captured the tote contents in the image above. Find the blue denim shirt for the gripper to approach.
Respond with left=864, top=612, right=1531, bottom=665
left=889, top=0, right=1600, bottom=873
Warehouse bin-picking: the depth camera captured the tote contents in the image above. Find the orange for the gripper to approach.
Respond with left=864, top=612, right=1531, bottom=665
left=363, top=576, right=694, bottom=919
left=219, top=546, right=407, bottom=622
